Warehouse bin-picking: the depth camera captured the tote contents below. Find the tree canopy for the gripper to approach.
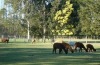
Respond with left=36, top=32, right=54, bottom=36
left=0, top=0, right=100, bottom=38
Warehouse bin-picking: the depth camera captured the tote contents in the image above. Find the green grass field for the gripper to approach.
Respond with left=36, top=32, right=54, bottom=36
left=0, top=42, right=100, bottom=65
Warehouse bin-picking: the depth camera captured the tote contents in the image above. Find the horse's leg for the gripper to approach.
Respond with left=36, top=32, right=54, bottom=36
left=74, top=46, right=77, bottom=52
left=80, top=48, right=82, bottom=52
left=88, top=48, right=90, bottom=52
left=87, top=48, right=89, bottom=52
left=55, top=48, right=57, bottom=54
left=59, top=49, right=62, bottom=54
left=7, top=40, right=8, bottom=43
left=61, top=49, right=63, bottom=53
left=53, top=48, right=56, bottom=54
left=79, top=47, right=82, bottom=52
left=79, top=48, right=80, bottom=52
left=63, top=48, right=68, bottom=54
left=90, top=48, right=92, bottom=52
left=52, top=48, right=54, bottom=54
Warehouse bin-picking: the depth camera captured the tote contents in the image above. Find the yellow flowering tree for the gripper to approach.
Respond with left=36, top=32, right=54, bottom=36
left=53, top=0, right=73, bottom=35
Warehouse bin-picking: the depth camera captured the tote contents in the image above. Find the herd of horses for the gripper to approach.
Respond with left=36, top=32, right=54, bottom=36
left=52, top=41, right=96, bottom=54
left=0, top=38, right=96, bottom=54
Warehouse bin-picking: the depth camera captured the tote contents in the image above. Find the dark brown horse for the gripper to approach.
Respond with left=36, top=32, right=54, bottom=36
left=75, top=42, right=88, bottom=52
left=52, top=43, right=68, bottom=54
left=1, top=38, right=9, bottom=43
left=86, top=44, right=96, bottom=52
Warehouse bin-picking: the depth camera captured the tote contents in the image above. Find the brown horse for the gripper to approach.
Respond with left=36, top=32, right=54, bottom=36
left=86, top=44, right=96, bottom=52
left=52, top=42, right=74, bottom=54
left=75, top=42, right=88, bottom=52
left=52, top=43, right=68, bottom=54
left=32, top=39, right=36, bottom=44
left=62, top=42, right=74, bottom=53
left=1, top=38, right=9, bottom=43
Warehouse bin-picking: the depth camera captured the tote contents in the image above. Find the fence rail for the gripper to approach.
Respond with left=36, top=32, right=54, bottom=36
left=0, top=35, right=100, bottom=43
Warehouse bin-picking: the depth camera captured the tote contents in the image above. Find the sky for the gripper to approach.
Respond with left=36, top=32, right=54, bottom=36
left=0, top=0, right=4, bottom=9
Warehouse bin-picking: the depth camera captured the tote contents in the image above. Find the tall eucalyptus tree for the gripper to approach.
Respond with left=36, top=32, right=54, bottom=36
left=5, top=0, right=52, bottom=42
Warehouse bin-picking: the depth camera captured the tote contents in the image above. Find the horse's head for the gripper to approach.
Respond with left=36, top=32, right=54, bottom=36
left=71, top=49, right=74, bottom=53
left=85, top=49, right=88, bottom=52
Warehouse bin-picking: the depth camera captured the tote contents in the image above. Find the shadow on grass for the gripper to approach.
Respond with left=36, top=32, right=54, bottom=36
left=0, top=48, right=100, bottom=65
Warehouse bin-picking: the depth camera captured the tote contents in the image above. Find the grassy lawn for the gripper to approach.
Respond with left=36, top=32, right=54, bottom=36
left=0, top=42, right=100, bottom=65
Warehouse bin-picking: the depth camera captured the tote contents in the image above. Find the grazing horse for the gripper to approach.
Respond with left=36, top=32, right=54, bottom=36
left=1, top=38, right=9, bottom=43
left=52, top=42, right=74, bottom=54
left=86, top=44, right=96, bottom=52
left=74, top=42, right=88, bottom=52
left=62, top=42, right=74, bottom=53
left=52, top=43, right=68, bottom=54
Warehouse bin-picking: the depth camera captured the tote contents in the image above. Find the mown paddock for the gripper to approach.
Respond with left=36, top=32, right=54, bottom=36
left=0, top=39, right=100, bottom=65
